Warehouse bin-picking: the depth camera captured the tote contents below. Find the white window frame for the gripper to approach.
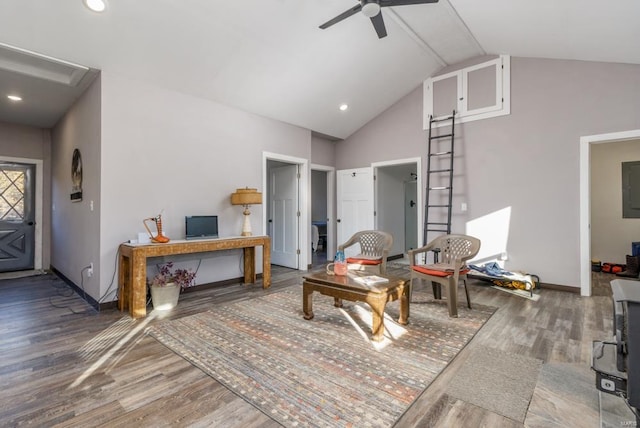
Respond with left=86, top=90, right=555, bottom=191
left=424, top=55, right=510, bottom=129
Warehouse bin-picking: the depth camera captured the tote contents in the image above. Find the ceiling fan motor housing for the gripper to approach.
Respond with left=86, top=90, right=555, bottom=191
left=361, top=0, right=381, bottom=18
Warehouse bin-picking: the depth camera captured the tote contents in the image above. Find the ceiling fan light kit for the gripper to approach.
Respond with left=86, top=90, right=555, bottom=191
left=319, top=0, right=439, bottom=39
left=361, top=1, right=381, bottom=18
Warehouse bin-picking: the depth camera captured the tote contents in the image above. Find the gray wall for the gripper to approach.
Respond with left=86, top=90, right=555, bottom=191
left=311, top=169, right=327, bottom=222
left=51, top=75, right=102, bottom=299
left=591, top=139, right=640, bottom=264
left=311, top=135, right=335, bottom=166
left=0, top=121, right=52, bottom=271
left=98, top=71, right=312, bottom=300
left=338, top=57, right=640, bottom=288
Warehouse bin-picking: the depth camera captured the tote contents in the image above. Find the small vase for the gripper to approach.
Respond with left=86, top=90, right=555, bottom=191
left=150, top=283, right=180, bottom=311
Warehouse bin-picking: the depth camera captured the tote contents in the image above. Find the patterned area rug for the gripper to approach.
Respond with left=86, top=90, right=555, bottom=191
left=149, top=288, right=495, bottom=427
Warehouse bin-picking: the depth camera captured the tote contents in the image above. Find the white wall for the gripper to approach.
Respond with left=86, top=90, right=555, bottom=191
left=338, top=57, right=640, bottom=288
left=99, top=71, right=311, bottom=300
left=591, top=139, right=640, bottom=264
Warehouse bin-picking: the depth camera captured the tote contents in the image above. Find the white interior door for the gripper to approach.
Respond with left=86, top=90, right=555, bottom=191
left=337, top=167, right=373, bottom=258
left=270, top=164, right=298, bottom=268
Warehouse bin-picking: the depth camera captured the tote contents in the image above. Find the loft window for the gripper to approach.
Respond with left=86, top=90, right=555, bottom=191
left=423, top=55, right=510, bottom=129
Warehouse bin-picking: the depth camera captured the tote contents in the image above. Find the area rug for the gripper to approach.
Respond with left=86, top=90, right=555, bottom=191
left=447, top=345, right=543, bottom=423
left=149, top=288, right=495, bottom=427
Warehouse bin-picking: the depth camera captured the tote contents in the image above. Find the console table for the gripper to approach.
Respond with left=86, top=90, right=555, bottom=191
left=118, top=235, right=271, bottom=318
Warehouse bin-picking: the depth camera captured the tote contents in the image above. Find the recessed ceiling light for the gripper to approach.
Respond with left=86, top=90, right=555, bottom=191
left=7, top=95, right=22, bottom=101
left=83, top=0, right=107, bottom=12
left=339, top=104, right=348, bottom=111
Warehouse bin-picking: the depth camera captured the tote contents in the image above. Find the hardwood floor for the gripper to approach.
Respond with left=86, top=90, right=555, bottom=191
left=0, top=267, right=629, bottom=427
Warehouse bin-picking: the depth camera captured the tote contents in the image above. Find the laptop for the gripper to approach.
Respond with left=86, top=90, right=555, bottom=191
left=185, top=215, right=219, bottom=240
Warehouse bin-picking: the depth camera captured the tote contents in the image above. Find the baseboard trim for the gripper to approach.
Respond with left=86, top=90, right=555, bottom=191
left=50, top=266, right=262, bottom=312
left=50, top=266, right=102, bottom=311
left=540, top=282, right=581, bottom=293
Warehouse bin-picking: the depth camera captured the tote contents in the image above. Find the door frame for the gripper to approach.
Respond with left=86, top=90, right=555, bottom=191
left=263, top=152, right=309, bottom=270
left=579, top=129, right=640, bottom=297
left=372, top=157, right=423, bottom=255
left=311, top=163, right=335, bottom=260
left=0, top=156, right=43, bottom=271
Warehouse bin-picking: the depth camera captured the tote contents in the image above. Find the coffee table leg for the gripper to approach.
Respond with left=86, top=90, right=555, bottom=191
left=398, top=283, right=409, bottom=326
left=334, top=297, right=343, bottom=308
left=370, top=298, right=386, bottom=342
left=303, top=282, right=314, bottom=320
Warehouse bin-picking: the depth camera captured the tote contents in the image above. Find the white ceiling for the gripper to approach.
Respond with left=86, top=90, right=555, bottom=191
left=0, top=0, right=638, bottom=139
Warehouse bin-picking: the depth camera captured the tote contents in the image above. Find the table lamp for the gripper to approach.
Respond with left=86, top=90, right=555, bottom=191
left=230, top=187, right=262, bottom=236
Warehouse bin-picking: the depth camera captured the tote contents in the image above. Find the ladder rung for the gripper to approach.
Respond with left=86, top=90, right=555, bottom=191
left=427, top=222, right=449, bottom=226
left=428, top=186, right=450, bottom=190
left=426, top=228, right=449, bottom=233
left=427, top=204, right=450, bottom=208
left=430, top=115, right=455, bottom=123
left=428, top=169, right=452, bottom=173
left=430, top=133, right=453, bottom=139
left=429, top=151, right=452, bottom=157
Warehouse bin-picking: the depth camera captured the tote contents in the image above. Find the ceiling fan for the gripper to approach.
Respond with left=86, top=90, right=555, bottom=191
left=319, top=0, right=439, bottom=39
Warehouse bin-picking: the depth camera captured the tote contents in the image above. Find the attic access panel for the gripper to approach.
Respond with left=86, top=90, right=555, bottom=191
left=622, top=161, right=640, bottom=218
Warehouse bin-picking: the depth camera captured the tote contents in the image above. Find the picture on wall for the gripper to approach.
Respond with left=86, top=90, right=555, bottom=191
left=70, top=148, right=83, bottom=202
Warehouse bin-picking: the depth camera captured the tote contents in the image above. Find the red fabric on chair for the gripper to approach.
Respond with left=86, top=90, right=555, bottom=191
left=347, top=257, right=381, bottom=266
left=411, top=266, right=470, bottom=277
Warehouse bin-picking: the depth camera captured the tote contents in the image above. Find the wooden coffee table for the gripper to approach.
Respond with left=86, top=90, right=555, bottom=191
left=302, top=271, right=409, bottom=342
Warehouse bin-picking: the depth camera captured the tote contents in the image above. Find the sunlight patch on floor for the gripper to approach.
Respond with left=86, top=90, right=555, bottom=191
left=69, top=313, right=156, bottom=389
left=339, top=303, right=408, bottom=351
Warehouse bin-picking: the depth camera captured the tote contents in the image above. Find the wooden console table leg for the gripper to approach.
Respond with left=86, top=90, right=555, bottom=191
left=131, top=252, right=147, bottom=319
left=243, top=247, right=256, bottom=284
left=303, top=282, right=314, bottom=320
left=262, top=239, right=271, bottom=289
left=118, top=252, right=129, bottom=312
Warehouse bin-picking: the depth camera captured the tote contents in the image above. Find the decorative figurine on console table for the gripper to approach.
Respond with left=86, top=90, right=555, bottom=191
left=143, top=213, right=170, bottom=243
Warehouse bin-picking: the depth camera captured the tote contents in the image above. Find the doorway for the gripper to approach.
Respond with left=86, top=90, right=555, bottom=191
left=263, top=152, right=309, bottom=270
left=372, top=158, right=422, bottom=259
left=580, top=129, right=640, bottom=296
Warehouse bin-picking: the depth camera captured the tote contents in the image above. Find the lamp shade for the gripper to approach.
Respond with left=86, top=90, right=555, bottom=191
left=230, top=187, right=262, bottom=206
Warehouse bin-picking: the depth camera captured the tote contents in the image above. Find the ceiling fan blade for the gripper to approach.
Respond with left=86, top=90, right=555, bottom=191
left=319, top=4, right=362, bottom=29
left=380, top=0, right=439, bottom=6
left=370, top=12, right=387, bottom=38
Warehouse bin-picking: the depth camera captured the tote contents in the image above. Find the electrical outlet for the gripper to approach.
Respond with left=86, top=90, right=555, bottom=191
left=88, top=262, right=94, bottom=277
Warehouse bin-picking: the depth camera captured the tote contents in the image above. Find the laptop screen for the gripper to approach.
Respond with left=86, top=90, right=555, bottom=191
left=185, top=215, right=219, bottom=240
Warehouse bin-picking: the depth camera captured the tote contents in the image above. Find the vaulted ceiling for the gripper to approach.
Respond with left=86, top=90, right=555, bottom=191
left=0, top=0, right=638, bottom=139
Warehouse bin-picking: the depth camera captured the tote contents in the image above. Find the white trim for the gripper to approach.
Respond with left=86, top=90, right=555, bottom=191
left=579, top=129, right=640, bottom=297
left=371, top=157, right=423, bottom=253
left=263, top=152, right=309, bottom=270
left=0, top=156, right=43, bottom=270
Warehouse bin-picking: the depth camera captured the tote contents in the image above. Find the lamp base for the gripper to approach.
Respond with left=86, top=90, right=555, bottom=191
left=241, top=207, right=252, bottom=236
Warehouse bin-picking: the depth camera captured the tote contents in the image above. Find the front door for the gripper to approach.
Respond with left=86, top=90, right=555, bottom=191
left=0, top=162, right=35, bottom=272
left=270, top=164, right=299, bottom=268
